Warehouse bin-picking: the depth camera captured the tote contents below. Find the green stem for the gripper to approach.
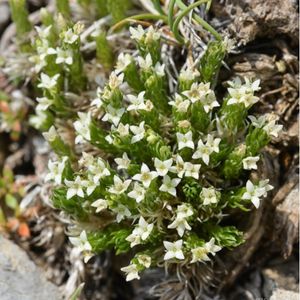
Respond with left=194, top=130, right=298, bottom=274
left=152, top=0, right=165, bottom=15
left=111, top=13, right=168, bottom=32
left=168, top=0, right=176, bottom=31
left=175, top=0, right=221, bottom=41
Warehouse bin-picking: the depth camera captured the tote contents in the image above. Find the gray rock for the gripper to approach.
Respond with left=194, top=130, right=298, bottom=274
left=0, top=236, right=62, bottom=300
left=270, top=288, right=299, bottom=300
left=0, top=3, right=10, bottom=32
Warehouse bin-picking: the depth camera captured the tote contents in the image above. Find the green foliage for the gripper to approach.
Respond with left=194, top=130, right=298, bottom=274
left=56, top=0, right=71, bottom=19
left=95, top=31, right=115, bottom=70
left=210, top=225, right=245, bottom=249
left=107, top=0, right=132, bottom=24
left=9, top=0, right=32, bottom=38
left=199, top=40, right=226, bottom=84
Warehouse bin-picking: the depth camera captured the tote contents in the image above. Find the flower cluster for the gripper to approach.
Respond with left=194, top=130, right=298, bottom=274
left=35, top=24, right=282, bottom=282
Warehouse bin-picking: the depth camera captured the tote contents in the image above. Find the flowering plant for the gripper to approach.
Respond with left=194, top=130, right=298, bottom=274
left=33, top=23, right=282, bottom=282
left=4, top=0, right=283, bottom=292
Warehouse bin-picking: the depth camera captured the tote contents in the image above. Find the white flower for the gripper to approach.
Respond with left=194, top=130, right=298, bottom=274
left=133, top=216, right=153, bottom=241
left=242, top=180, right=265, bottom=208
left=125, top=232, right=141, bottom=248
left=91, top=199, right=108, bottom=213
left=163, top=240, right=184, bottom=260
left=244, top=78, right=261, bottom=93
left=177, top=204, right=193, bottom=219
left=74, top=112, right=92, bottom=143
left=38, top=73, right=60, bottom=90
left=84, top=176, right=98, bottom=196
left=45, top=157, right=68, bottom=184
left=154, top=157, right=173, bottom=177
left=206, top=134, right=221, bottom=153
left=169, top=94, right=190, bottom=113
left=105, top=135, right=113, bottom=144
left=121, top=263, right=140, bottom=281
left=108, top=175, right=131, bottom=194
left=102, top=105, right=125, bottom=126
left=127, top=182, right=146, bottom=203
left=137, top=54, right=153, bottom=71
left=55, top=48, right=73, bottom=65
left=79, top=152, right=94, bottom=167
left=145, top=26, right=160, bottom=42
left=168, top=217, right=191, bottom=237
left=159, top=175, right=181, bottom=197
left=137, top=254, right=151, bottom=268
left=115, top=53, right=132, bottom=73
left=115, top=123, right=130, bottom=137
left=176, top=131, right=194, bottom=150
left=127, top=91, right=147, bottom=111
left=201, top=92, right=219, bottom=113
left=65, top=176, right=87, bottom=199
left=182, top=82, right=212, bottom=104
left=35, top=25, right=52, bottom=40
left=91, top=87, right=103, bottom=108
left=89, top=158, right=110, bottom=183
left=43, top=125, right=58, bottom=142
left=242, top=156, right=260, bottom=170
left=129, top=25, right=145, bottom=41
left=227, top=78, right=260, bottom=108
left=63, top=28, right=79, bottom=44
left=69, top=231, right=93, bottom=263
left=112, top=204, right=131, bottom=223
left=200, top=187, right=220, bottom=206
left=191, top=238, right=221, bottom=263
left=258, top=179, right=273, bottom=197
left=179, top=66, right=200, bottom=81
left=133, top=163, right=158, bottom=188
left=29, top=54, right=47, bottom=73
left=130, top=121, right=145, bottom=144
left=36, top=97, right=53, bottom=111
left=263, top=117, right=283, bottom=137
left=154, top=62, right=165, bottom=77
left=192, top=135, right=220, bottom=165
left=184, top=162, right=201, bottom=180
left=248, top=115, right=267, bottom=128
left=170, top=155, right=186, bottom=178
left=192, top=139, right=210, bottom=165
left=108, top=72, right=124, bottom=89
left=114, top=153, right=131, bottom=170
left=30, top=110, right=48, bottom=128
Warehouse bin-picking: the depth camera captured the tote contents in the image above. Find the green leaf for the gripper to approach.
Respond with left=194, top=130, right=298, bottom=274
left=5, top=194, right=19, bottom=210
left=210, top=225, right=245, bottom=249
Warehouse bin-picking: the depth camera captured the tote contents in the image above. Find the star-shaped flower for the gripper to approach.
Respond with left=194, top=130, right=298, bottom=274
left=91, top=199, right=108, bottom=213
left=159, top=175, right=181, bottom=197
left=108, top=175, right=132, bottom=195
left=163, top=240, right=185, bottom=260
left=154, top=157, right=173, bottom=177
left=65, top=176, right=87, bottom=199
left=127, top=182, right=146, bottom=203
left=114, top=153, right=131, bottom=170
left=130, top=121, right=145, bottom=144
left=121, top=263, right=140, bottom=281
left=168, top=217, right=191, bottom=237
left=176, top=131, right=194, bottom=150
left=200, top=187, right=220, bottom=206
left=242, top=180, right=265, bottom=208
left=133, top=163, right=158, bottom=188
left=242, top=156, right=260, bottom=170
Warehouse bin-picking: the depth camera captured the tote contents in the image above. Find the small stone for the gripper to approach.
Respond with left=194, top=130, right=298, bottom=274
left=270, top=288, right=299, bottom=300
left=0, top=236, right=62, bottom=300
left=0, top=3, right=10, bottom=32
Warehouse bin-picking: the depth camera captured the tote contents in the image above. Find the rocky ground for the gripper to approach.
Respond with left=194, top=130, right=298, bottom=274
left=0, top=0, right=298, bottom=299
